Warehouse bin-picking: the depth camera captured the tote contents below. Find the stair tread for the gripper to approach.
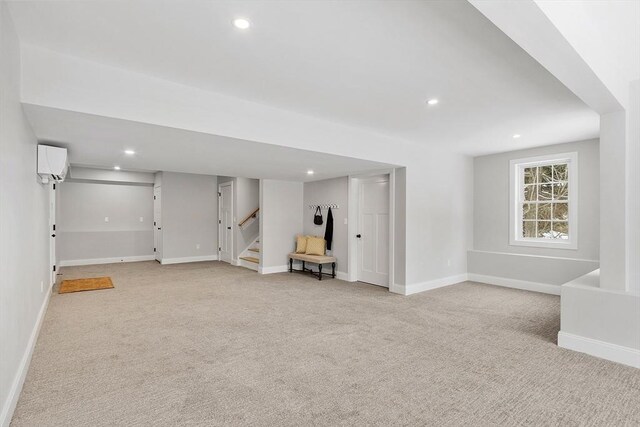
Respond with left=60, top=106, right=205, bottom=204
left=240, top=256, right=259, bottom=264
left=248, top=248, right=260, bottom=252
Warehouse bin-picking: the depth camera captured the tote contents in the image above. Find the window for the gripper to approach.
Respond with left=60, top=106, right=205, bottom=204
left=510, top=152, right=578, bottom=249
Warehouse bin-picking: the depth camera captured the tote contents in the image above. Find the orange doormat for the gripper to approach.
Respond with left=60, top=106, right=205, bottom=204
left=59, top=277, right=114, bottom=294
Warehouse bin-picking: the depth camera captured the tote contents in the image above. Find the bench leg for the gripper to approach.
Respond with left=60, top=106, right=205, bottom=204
left=302, top=261, right=306, bottom=272
left=332, top=262, right=336, bottom=278
left=289, top=257, right=293, bottom=273
left=318, top=264, right=322, bottom=281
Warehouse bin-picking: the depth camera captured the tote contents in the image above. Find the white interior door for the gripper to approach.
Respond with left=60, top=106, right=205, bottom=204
left=218, top=182, right=233, bottom=263
left=357, top=175, right=390, bottom=287
left=153, top=186, right=162, bottom=262
left=49, top=183, right=56, bottom=287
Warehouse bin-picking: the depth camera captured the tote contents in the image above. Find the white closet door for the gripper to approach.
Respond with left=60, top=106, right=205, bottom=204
left=219, top=182, right=233, bottom=263
left=357, top=175, right=390, bottom=287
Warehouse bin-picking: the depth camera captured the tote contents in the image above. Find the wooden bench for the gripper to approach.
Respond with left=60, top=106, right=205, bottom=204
left=288, top=253, right=336, bottom=281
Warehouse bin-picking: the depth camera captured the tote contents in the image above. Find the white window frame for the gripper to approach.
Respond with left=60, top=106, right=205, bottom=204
left=509, top=152, right=578, bottom=250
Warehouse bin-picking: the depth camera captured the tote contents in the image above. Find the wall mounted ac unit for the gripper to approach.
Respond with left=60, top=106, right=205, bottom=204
left=37, top=145, right=68, bottom=184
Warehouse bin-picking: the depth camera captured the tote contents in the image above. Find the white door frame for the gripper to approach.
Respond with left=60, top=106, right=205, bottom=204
left=218, top=181, right=234, bottom=264
left=347, top=169, right=395, bottom=288
left=49, top=183, right=57, bottom=288
left=153, top=185, right=162, bottom=262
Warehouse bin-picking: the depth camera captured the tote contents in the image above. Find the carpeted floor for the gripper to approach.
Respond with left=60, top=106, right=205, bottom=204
left=11, top=261, right=640, bottom=426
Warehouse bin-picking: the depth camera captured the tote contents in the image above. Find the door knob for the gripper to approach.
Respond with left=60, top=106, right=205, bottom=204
left=356, top=234, right=361, bottom=238
left=227, top=227, right=232, bottom=230
left=51, top=234, right=56, bottom=238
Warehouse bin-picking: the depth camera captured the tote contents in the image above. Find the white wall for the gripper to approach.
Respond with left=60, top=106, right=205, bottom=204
left=474, top=139, right=600, bottom=259
left=303, top=177, right=348, bottom=275
left=69, top=166, right=155, bottom=185
left=260, top=180, right=303, bottom=273
left=56, top=181, right=154, bottom=265
left=0, top=2, right=51, bottom=424
left=560, top=271, right=640, bottom=368
left=628, top=79, right=640, bottom=295
left=393, top=168, right=407, bottom=288
left=471, top=139, right=599, bottom=289
left=599, top=113, right=626, bottom=290
left=533, top=0, right=639, bottom=110
left=404, top=153, right=473, bottom=287
left=160, top=172, right=218, bottom=263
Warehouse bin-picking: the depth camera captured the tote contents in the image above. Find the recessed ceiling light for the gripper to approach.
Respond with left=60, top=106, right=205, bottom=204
left=307, top=170, right=314, bottom=175
left=513, top=134, right=521, bottom=139
left=233, top=18, right=251, bottom=29
left=124, top=150, right=135, bottom=155
left=114, top=166, right=121, bottom=170
left=427, top=99, right=439, bottom=105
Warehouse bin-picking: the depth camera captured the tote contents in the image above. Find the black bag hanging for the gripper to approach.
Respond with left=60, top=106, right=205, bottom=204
left=313, top=206, right=323, bottom=225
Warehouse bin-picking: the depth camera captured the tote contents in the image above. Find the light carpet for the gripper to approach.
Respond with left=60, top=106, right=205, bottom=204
left=11, top=261, right=640, bottom=426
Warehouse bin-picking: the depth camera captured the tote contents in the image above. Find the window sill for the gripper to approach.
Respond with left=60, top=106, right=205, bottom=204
left=510, top=239, right=577, bottom=250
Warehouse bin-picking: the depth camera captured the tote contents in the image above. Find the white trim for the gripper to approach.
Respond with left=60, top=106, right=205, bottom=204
left=259, top=265, right=289, bottom=274
left=558, top=331, right=640, bottom=369
left=509, top=152, right=578, bottom=250
left=153, top=185, right=162, bottom=262
left=0, top=287, right=52, bottom=427
left=160, top=255, right=218, bottom=265
left=347, top=177, right=358, bottom=282
left=218, top=181, right=234, bottom=264
left=49, top=183, right=56, bottom=287
left=392, top=274, right=468, bottom=296
left=468, top=249, right=599, bottom=264
left=59, top=255, right=156, bottom=267
left=468, top=273, right=561, bottom=295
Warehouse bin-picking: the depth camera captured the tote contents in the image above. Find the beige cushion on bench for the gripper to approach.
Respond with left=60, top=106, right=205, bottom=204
left=288, top=253, right=336, bottom=264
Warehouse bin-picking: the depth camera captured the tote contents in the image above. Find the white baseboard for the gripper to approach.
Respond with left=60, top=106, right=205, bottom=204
left=336, top=271, right=350, bottom=281
left=60, top=255, right=155, bottom=267
left=161, top=255, right=218, bottom=265
left=259, top=265, right=288, bottom=274
left=393, top=274, right=468, bottom=296
left=0, top=287, right=52, bottom=427
left=468, top=273, right=561, bottom=295
left=558, top=331, right=640, bottom=369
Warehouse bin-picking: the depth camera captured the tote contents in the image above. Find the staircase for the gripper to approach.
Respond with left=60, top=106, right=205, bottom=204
left=239, top=238, right=260, bottom=271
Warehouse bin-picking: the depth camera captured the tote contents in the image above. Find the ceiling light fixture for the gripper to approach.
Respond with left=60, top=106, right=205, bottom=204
left=427, top=99, right=439, bottom=105
left=307, top=170, right=314, bottom=175
left=124, top=150, right=135, bottom=155
left=114, top=166, right=121, bottom=170
left=513, top=134, right=521, bottom=139
left=233, top=18, right=251, bottom=29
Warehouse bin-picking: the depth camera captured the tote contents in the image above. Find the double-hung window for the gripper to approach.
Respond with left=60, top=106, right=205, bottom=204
left=510, top=152, right=578, bottom=249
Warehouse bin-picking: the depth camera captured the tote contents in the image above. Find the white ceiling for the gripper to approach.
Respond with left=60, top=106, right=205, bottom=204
left=24, top=105, right=394, bottom=182
left=8, top=0, right=599, bottom=167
